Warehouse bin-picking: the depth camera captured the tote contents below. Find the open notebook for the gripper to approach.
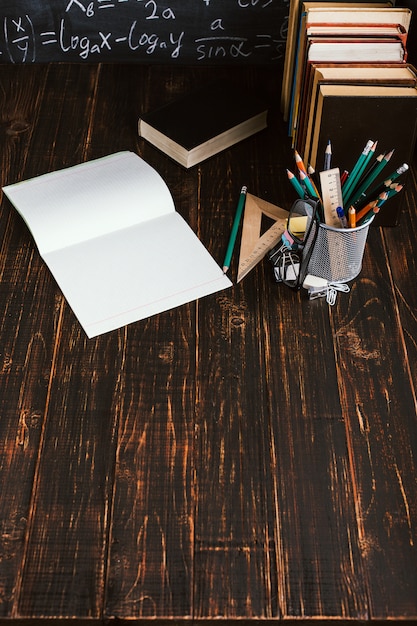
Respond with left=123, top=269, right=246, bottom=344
left=3, top=151, right=232, bottom=337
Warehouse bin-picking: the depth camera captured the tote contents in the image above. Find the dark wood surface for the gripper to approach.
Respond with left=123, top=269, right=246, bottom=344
left=0, top=63, right=416, bottom=624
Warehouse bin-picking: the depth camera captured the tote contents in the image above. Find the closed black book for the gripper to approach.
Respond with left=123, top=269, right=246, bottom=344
left=138, top=81, right=268, bottom=168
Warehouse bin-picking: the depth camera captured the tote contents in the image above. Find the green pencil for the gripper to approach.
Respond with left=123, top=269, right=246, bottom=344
left=223, top=185, right=247, bottom=274
left=369, top=162, right=407, bottom=198
left=352, top=149, right=394, bottom=206
left=286, top=168, right=305, bottom=198
left=299, top=169, right=319, bottom=199
left=342, top=139, right=374, bottom=204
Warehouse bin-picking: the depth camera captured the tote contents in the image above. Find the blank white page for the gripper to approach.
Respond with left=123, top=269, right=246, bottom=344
left=3, top=151, right=174, bottom=254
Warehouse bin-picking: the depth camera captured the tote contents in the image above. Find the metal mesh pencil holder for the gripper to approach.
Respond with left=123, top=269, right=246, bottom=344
left=306, top=218, right=373, bottom=284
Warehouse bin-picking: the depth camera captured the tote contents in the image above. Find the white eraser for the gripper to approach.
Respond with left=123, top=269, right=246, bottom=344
left=303, top=274, right=328, bottom=289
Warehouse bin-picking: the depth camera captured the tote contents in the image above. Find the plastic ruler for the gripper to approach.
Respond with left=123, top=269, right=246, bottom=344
left=319, top=167, right=343, bottom=227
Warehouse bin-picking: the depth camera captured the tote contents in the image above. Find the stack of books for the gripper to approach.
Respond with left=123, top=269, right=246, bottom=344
left=281, top=1, right=417, bottom=225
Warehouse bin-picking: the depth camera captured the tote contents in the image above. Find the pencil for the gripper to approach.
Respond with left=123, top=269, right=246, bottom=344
left=358, top=205, right=381, bottom=226
left=286, top=168, right=305, bottom=198
left=371, top=163, right=408, bottom=197
left=294, top=150, right=308, bottom=174
left=340, top=170, right=349, bottom=186
left=384, top=163, right=408, bottom=185
left=356, top=192, right=389, bottom=226
left=307, top=164, right=322, bottom=200
left=348, top=150, right=385, bottom=207
left=342, top=139, right=374, bottom=201
left=356, top=149, right=394, bottom=205
left=299, top=169, right=319, bottom=199
left=387, top=182, right=403, bottom=198
left=348, top=206, right=356, bottom=228
left=222, top=185, right=247, bottom=274
left=355, top=141, right=379, bottom=188
left=324, top=140, right=332, bottom=171
left=355, top=198, right=379, bottom=223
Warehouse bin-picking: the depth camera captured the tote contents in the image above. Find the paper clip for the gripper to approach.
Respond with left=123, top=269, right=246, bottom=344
left=302, top=275, right=350, bottom=303
left=326, top=282, right=350, bottom=305
left=273, top=250, right=300, bottom=284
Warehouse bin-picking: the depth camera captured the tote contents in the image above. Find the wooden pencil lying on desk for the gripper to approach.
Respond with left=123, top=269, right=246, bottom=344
left=223, top=185, right=247, bottom=274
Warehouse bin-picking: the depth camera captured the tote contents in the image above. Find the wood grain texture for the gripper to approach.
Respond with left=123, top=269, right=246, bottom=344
left=194, top=175, right=278, bottom=618
left=1, top=65, right=114, bottom=619
left=329, top=234, right=417, bottom=618
left=0, top=66, right=64, bottom=618
left=0, top=64, right=416, bottom=623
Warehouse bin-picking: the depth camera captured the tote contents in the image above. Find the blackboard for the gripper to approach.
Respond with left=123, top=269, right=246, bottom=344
left=0, top=0, right=289, bottom=64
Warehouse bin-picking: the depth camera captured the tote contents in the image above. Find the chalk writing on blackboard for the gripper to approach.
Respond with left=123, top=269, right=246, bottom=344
left=0, top=0, right=289, bottom=64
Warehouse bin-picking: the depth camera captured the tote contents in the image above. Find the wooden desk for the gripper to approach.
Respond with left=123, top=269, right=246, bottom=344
left=0, top=64, right=416, bottom=624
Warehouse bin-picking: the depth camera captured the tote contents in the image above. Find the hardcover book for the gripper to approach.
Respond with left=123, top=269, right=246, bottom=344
left=296, top=63, right=417, bottom=156
left=306, top=83, right=417, bottom=226
left=281, top=1, right=398, bottom=120
left=138, top=82, right=268, bottom=168
left=306, top=36, right=406, bottom=63
left=285, top=3, right=411, bottom=130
